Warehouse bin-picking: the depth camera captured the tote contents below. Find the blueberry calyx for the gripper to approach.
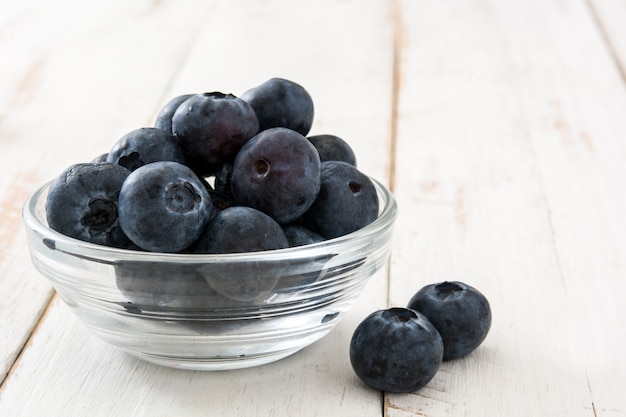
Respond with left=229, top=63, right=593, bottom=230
left=381, top=307, right=417, bottom=322
left=118, top=152, right=144, bottom=171
left=203, top=91, right=232, bottom=100
left=348, top=181, right=361, bottom=194
left=435, top=281, right=464, bottom=299
left=256, top=160, right=269, bottom=176
left=165, top=182, right=200, bottom=213
left=81, top=198, right=118, bottom=232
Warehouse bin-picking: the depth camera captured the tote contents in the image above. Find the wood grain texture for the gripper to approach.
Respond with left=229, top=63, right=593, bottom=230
left=2, top=0, right=625, bottom=415
left=0, top=0, right=218, bottom=386
left=387, top=0, right=626, bottom=415
left=588, top=0, right=626, bottom=80
left=0, top=0, right=394, bottom=415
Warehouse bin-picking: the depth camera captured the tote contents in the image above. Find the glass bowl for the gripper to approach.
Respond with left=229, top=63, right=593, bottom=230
left=22, top=178, right=396, bottom=370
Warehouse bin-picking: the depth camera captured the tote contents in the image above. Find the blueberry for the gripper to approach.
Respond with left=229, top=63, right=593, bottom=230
left=282, top=224, right=325, bottom=247
left=302, top=161, right=378, bottom=239
left=118, top=161, right=213, bottom=252
left=171, top=92, right=259, bottom=176
left=115, top=261, right=218, bottom=310
left=240, top=78, right=314, bottom=136
left=154, top=93, right=194, bottom=133
left=307, top=134, right=357, bottom=166
left=208, top=189, right=237, bottom=213
left=91, top=153, right=109, bottom=164
left=231, top=127, right=321, bottom=224
left=350, top=308, right=444, bottom=393
left=45, top=162, right=131, bottom=248
left=214, top=161, right=234, bottom=196
left=192, top=205, right=288, bottom=254
left=408, top=281, right=491, bottom=361
left=106, top=127, right=185, bottom=171
left=192, top=206, right=289, bottom=301
left=271, top=224, right=327, bottom=293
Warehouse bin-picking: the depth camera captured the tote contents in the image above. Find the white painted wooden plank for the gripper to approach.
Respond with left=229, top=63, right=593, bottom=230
left=387, top=0, right=626, bottom=416
left=0, top=282, right=387, bottom=417
left=0, top=0, right=394, bottom=415
left=0, top=0, right=219, bottom=384
left=588, top=0, right=626, bottom=77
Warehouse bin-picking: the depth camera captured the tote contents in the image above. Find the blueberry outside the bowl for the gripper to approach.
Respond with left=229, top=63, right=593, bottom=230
left=231, top=127, right=321, bottom=224
left=240, top=78, right=314, bottom=136
left=350, top=308, right=444, bottom=393
left=118, top=161, right=213, bottom=253
left=307, top=134, right=357, bottom=166
left=45, top=162, right=132, bottom=248
left=106, top=127, right=185, bottom=171
left=171, top=92, right=259, bottom=176
left=302, top=161, right=379, bottom=239
left=154, top=93, right=194, bottom=133
left=407, top=281, right=492, bottom=361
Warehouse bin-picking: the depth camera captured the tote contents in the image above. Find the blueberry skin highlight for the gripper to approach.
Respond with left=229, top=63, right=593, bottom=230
left=45, top=162, right=131, bottom=248
left=118, top=161, right=213, bottom=253
left=350, top=308, right=444, bottom=393
left=302, top=161, right=379, bottom=239
left=408, top=281, right=492, bottom=361
left=106, top=127, right=185, bottom=171
left=171, top=92, right=259, bottom=176
left=231, top=127, right=321, bottom=224
left=241, top=78, right=314, bottom=136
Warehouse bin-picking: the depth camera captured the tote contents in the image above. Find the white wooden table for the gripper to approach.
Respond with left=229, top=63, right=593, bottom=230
left=1, top=0, right=625, bottom=415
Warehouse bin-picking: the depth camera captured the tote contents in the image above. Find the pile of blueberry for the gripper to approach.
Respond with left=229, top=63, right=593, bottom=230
left=350, top=281, right=491, bottom=393
left=45, top=78, right=380, bottom=255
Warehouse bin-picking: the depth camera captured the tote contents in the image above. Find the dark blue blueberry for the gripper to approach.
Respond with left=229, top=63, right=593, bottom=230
left=307, top=134, right=357, bottom=166
left=118, top=161, right=213, bottom=252
left=91, top=153, right=109, bottom=164
left=282, top=224, right=325, bottom=247
left=154, top=93, right=194, bottom=133
left=192, top=206, right=289, bottom=301
left=171, top=92, right=259, bottom=176
left=192, top=205, right=288, bottom=254
left=106, top=127, right=185, bottom=171
left=208, top=189, right=237, bottom=213
left=45, top=162, right=131, bottom=248
left=214, top=161, right=234, bottom=195
left=115, top=261, right=219, bottom=310
left=271, top=224, right=328, bottom=293
left=302, top=161, right=378, bottom=239
left=240, top=78, right=314, bottom=136
left=349, top=308, right=443, bottom=393
left=407, top=281, right=491, bottom=361
left=231, top=127, right=321, bottom=224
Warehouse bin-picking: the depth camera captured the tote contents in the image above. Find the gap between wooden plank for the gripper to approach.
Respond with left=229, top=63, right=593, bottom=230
left=0, top=292, right=56, bottom=391
left=584, top=0, right=626, bottom=85
left=383, top=2, right=405, bottom=415
left=0, top=1, right=215, bottom=391
left=388, top=0, right=404, bottom=197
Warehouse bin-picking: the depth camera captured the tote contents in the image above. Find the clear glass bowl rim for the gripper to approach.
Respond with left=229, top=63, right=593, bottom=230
left=23, top=176, right=397, bottom=265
